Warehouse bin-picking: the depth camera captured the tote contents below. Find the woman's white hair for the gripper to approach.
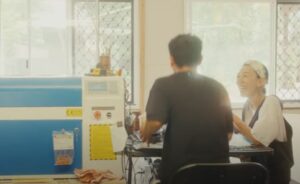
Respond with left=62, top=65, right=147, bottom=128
left=244, top=60, right=269, bottom=83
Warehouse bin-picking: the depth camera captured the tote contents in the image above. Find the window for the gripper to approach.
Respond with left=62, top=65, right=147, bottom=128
left=277, top=3, right=300, bottom=101
left=0, top=0, right=70, bottom=76
left=186, top=0, right=300, bottom=104
left=0, top=0, right=135, bottom=103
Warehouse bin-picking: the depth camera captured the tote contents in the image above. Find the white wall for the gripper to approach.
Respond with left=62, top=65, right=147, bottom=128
left=144, top=0, right=184, bottom=100
left=144, top=0, right=300, bottom=181
left=286, top=114, right=300, bottom=182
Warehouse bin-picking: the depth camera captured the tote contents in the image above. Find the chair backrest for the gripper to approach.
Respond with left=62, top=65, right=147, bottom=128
left=169, top=162, right=269, bottom=184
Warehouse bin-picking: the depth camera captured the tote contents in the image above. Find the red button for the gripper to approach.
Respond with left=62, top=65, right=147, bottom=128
left=94, top=111, right=101, bottom=120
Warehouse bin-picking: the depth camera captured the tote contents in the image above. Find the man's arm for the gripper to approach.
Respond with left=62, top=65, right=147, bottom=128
left=143, top=79, right=168, bottom=144
left=228, top=133, right=233, bottom=141
left=219, top=83, right=234, bottom=141
left=141, top=120, right=163, bottom=144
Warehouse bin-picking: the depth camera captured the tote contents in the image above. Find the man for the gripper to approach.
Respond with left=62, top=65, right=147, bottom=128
left=141, top=34, right=233, bottom=184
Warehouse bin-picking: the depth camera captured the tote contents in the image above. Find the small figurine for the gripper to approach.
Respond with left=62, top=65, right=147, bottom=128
left=97, top=54, right=111, bottom=71
left=88, top=47, right=123, bottom=76
left=96, top=48, right=112, bottom=76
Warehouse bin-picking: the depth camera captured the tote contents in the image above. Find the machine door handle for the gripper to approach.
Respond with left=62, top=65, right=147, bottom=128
left=74, top=128, right=80, bottom=142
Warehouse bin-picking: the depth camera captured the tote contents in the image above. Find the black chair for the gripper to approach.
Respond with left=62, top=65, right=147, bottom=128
left=169, top=162, right=269, bottom=184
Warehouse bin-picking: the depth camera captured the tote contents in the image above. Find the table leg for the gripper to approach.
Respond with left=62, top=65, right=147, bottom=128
left=127, top=152, right=133, bottom=184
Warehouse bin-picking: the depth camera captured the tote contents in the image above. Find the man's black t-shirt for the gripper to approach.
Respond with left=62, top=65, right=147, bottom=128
left=146, top=72, right=233, bottom=183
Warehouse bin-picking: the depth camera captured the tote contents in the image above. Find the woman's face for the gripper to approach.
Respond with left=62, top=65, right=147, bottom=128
left=236, top=65, right=265, bottom=97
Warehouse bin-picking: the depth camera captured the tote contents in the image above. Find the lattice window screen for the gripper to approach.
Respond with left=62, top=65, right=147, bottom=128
left=74, top=0, right=133, bottom=102
left=74, top=1, right=98, bottom=76
left=277, top=4, right=300, bottom=101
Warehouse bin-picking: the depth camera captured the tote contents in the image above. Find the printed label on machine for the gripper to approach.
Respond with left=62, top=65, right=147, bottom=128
left=53, top=130, right=74, bottom=165
left=66, top=108, right=82, bottom=117
left=90, top=124, right=116, bottom=160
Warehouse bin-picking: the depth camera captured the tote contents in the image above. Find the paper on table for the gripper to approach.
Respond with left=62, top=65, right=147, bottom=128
left=53, top=130, right=74, bottom=165
left=53, top=131, right=74, bottom=150
left=133, top=141, right=163, bottom=150
left=230, top=133, right=251, bottom=146
left=110, top=122, right=128, bottom=152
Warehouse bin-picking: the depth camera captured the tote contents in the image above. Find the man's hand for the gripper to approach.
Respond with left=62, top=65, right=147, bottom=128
left=140, top=120, right=163, bottom=145
left=140, top=125, right=151, bottom=145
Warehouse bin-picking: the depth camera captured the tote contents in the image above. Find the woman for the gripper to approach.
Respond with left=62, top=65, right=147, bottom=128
left=233, top=60, right=293, bottom=184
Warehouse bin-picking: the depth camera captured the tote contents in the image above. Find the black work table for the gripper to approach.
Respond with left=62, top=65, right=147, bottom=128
left=124, top=140, right=273, bottom=184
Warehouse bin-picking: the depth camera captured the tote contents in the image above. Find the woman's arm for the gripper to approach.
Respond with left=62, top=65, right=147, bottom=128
left=233, top=114, right=263, bottom=145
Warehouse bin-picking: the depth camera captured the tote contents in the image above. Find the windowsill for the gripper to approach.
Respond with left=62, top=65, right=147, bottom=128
left=231, top=102, right=300, bottom=110
left=282, top=102, right=300, bottom=110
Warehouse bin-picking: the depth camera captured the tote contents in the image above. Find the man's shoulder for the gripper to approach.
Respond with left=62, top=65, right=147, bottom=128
left=154, top=74, right=174, bottom=85
left=200, top=75, right=225, bottom=89
left=150, top=75, right=174, bottom=92
left=155, top=75, right=172, bottom=81
left=200, top=75, right=218, bottom=82
left=154, top=74, right=225, bottom=89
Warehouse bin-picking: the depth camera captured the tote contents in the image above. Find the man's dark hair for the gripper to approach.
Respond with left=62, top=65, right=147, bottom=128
left=168, top=34, right=202, bottom=67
